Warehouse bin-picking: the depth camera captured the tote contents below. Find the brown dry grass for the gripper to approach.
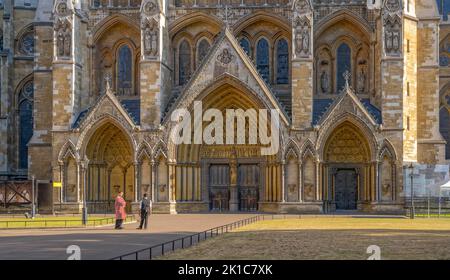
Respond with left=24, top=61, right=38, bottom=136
left=160, top=217, right=450, bottom=260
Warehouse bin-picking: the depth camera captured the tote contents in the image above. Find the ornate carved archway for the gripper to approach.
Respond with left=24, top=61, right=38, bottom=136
left=322, top=122, right=376, bottom=211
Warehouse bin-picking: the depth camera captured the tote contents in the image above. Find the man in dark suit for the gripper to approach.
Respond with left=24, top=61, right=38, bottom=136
left=137, top=194, right=151, bottom=230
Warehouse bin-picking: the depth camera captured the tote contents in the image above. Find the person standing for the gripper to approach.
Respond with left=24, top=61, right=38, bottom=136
left=114, top=192, right=127, bottom=230
left=137, top=194, right=151, bottom=230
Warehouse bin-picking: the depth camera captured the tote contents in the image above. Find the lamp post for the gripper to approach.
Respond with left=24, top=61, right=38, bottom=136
left=408, top=163, right=415, bottom=219
left=82, top=160, right=89, bottom=226
left=31, top=175, right=36, bottom=219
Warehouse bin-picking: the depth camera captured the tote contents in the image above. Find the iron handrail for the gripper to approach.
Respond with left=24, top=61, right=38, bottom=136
left=111, top=214, right=302, bottom=260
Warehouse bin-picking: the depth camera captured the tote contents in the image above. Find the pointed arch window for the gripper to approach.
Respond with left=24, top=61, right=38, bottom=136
left=276, top=39, right=289, bottom=84
left=337, top=43, right=351, bottom=91
left=117, top=45, right=133, bottom=96
left=239, top=37, right=251, bottom=56
left=440, top=107, right=450, bottom=159
left=179, top=40, right=191, bottom=86
left=197, top=39, right=211, bottom=66
left=256, top=38, right=270, bottom=83
left=18, top=81, right=34, bottom=170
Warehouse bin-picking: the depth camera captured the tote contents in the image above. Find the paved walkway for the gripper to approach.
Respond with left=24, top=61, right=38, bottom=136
left=0, top=214, right=256, bottom=260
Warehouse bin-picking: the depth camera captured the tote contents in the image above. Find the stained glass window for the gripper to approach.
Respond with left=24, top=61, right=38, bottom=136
left=19, top=31, right=34, bottom=56
left=18, top=81, right=34, bottom=170
left=337, top=43, right=351, bottom=91
left=179, top=40, right=191, bottom=86
left=440, top=107, right=450, bottom=159
left=256, top=38, right=270, bottom=83
left=197, top=39, right=210, bottom=66
left=117, top=45, right=132, bottom=96
left=276, top=39, right=289, bottom=84
left=240, top=37, right=251, bottom=56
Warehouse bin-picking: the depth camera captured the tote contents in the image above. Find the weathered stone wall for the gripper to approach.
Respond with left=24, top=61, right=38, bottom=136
left=403, top=18, right=417, bottom=162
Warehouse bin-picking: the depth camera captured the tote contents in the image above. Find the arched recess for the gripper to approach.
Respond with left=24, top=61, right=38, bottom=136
left=321, top=121, right=377, bottom=209
left=314, top=10, right=373, bottom=96
left=15, top=76, right=34, bottom=170
left=15, top=24, right=35, bottom=56
left=152, top=141, right=170, bottom=203
left=169, top=12, right=222, bottom=86
left=440, top=83, right=450, bottom=159
left=91, top=14, right=140, bottom=97
left=285, top=140, right=300, bottom=202
left=378, top=140, right=398, bottom=202
left=58, top=141, right=79, bottom=203
left=77, top=119, right=136, bottom=211
left=300, top=140, right=317, bottom=202
left=232, top=12, right=291, bottom=87
left=171, top=75, right=281, bottom=209
left=137, top=141, right=152, bottom=202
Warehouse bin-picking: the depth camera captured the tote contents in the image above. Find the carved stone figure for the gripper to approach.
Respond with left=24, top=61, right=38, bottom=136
left=295, top=27, right=303, bottom=55
left=294, top=17, right=310, bottom=57
left=144, top=21, right=158, bottom=57
left=384, top=15, right=401, bottom=56
left=57, top=29, right=65, bottom=56
left=64, top=29, right=71, bottom=56
left=357, top=68, right=366, bottom=93
left=217, top=48, right=234, bottom=65
left=55, top=19, right=71, bottom=58
left=320, top=71, right=329, bottom=93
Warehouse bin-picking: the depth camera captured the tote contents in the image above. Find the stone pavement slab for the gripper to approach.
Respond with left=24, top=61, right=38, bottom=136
left=0, top=214, right=256, bottom=260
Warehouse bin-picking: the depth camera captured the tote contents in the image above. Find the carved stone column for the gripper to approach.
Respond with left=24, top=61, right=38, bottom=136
left=291, top=0, right=313, bottom=129
left=229, top=160, right=239, bottom=212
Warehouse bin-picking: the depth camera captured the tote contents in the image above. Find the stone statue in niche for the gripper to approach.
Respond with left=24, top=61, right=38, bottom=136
left=294, top=17, right=310, bottom=57
left=384, top=16, right=401, bottom=55
left=55, top=19, right=71, bottom=58
left=320, top=71, right=329, bottom=93
left=295, top=26, right=304, bottom=55
left=144, top=20, right=158, bottom=57
left=357, top=68, right=366, bottom=93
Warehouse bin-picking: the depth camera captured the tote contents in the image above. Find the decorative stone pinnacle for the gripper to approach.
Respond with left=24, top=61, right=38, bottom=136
left=105, top=74, right=112, bottom=93
left=343, top=70, right=351, bottom=89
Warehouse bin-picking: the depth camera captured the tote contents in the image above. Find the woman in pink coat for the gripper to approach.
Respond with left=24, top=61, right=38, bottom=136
left=114, top=192, right=127, bottom=230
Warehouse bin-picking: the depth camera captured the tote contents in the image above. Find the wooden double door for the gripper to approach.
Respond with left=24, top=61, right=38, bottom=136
left=335, top=169, right=358, bottom=210
left=209, top=164, right=260, bottom=212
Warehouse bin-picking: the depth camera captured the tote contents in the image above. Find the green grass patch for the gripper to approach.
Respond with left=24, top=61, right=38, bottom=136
left=160, top=217, right=450, bottom=260
left=0, top=216, right=135, bottom=229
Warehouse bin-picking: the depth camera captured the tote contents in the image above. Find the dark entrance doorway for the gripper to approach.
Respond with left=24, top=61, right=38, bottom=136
left=209, top=165, right=230, bottom=211
left=238, top=164, right=259, bottom=212
left=335, top=169, right=357, bottom=210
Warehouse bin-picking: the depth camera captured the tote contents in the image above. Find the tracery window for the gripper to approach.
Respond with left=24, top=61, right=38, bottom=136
left=18, top=29, right=34, bottom=56
left=117, top=45, right=133, bottom=96
left=179, top=40, right=191, bottom=86
left=336, top=43, right=351, bottom=91
left=18, top=81, right=34, bottom=170
left=256, top=38, right=270, bottom=83
left=197, top=39, right=210, bottom=66
left=440, top=88, right=450, bottom=159
left=440, top=38, right=450, bottom=67
left=239, top=37, right=251, bottom=56
left=276, top=39, right=289, bottom=84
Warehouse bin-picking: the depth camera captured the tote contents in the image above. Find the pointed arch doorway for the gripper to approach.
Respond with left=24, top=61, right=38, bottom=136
left=84, top=121, right=135, bottom=213
left=323, top=122, right=374, bottom=211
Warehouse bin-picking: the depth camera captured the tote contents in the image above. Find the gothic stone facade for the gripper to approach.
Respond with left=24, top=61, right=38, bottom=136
left=1, top=0, right=449, bottom=214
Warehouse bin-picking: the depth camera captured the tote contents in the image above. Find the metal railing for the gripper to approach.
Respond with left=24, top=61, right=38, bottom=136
left=0, top=215, right=136, bottom=229
left=111, top=214, right=302, bottom=260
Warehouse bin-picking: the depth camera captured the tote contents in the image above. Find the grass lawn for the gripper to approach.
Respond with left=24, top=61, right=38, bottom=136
left=160, top=217, right=450, bottom=260
left=0, top=216, right=135, bottom=228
